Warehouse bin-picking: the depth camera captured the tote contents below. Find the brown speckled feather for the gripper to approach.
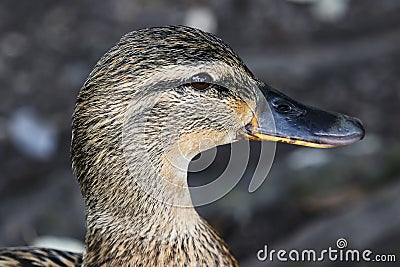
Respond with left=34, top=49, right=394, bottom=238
left=0, top=23, right=365, bottom=266
left=71, top=25, right=248, bottom=266
left=0, top=247, right=82, bottom=267
left=2, top=26, right=257, bottom=267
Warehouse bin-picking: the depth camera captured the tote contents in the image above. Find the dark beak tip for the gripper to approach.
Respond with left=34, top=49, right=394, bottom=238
left=351, top=117, right=366, bottom=140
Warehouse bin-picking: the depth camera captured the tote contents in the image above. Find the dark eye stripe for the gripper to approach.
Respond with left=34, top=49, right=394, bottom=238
left=212, top=84, right=231, bottom=97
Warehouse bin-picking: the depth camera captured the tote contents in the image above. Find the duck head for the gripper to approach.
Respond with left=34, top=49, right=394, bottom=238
left=71, top=26, right=364, bottom=265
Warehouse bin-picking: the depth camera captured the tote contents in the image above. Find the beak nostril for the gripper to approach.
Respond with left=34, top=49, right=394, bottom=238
left=273, top=103, right=292, bottom=114
left=271, top=98, right=305, bottom=116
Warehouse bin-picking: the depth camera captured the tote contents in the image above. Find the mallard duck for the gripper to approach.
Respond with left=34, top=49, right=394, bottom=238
left=0, top=26, right=364, bottom=267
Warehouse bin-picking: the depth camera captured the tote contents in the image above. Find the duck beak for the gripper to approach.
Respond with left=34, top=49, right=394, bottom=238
left=243, top=84, right=365, bottom=148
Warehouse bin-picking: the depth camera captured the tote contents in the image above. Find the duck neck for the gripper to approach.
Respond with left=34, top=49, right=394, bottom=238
left=81, top=141, right=238, bottom=266
left=73, top=93, right=239, bottom=265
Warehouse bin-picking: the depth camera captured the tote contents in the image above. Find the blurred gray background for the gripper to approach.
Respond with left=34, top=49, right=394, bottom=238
left=0, top=0, right=399, bottom=266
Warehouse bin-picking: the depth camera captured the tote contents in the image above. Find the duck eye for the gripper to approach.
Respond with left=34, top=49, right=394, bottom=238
left=276, top=103, right=292, bottom=113
left=190, top=73, right=212, bottom=90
